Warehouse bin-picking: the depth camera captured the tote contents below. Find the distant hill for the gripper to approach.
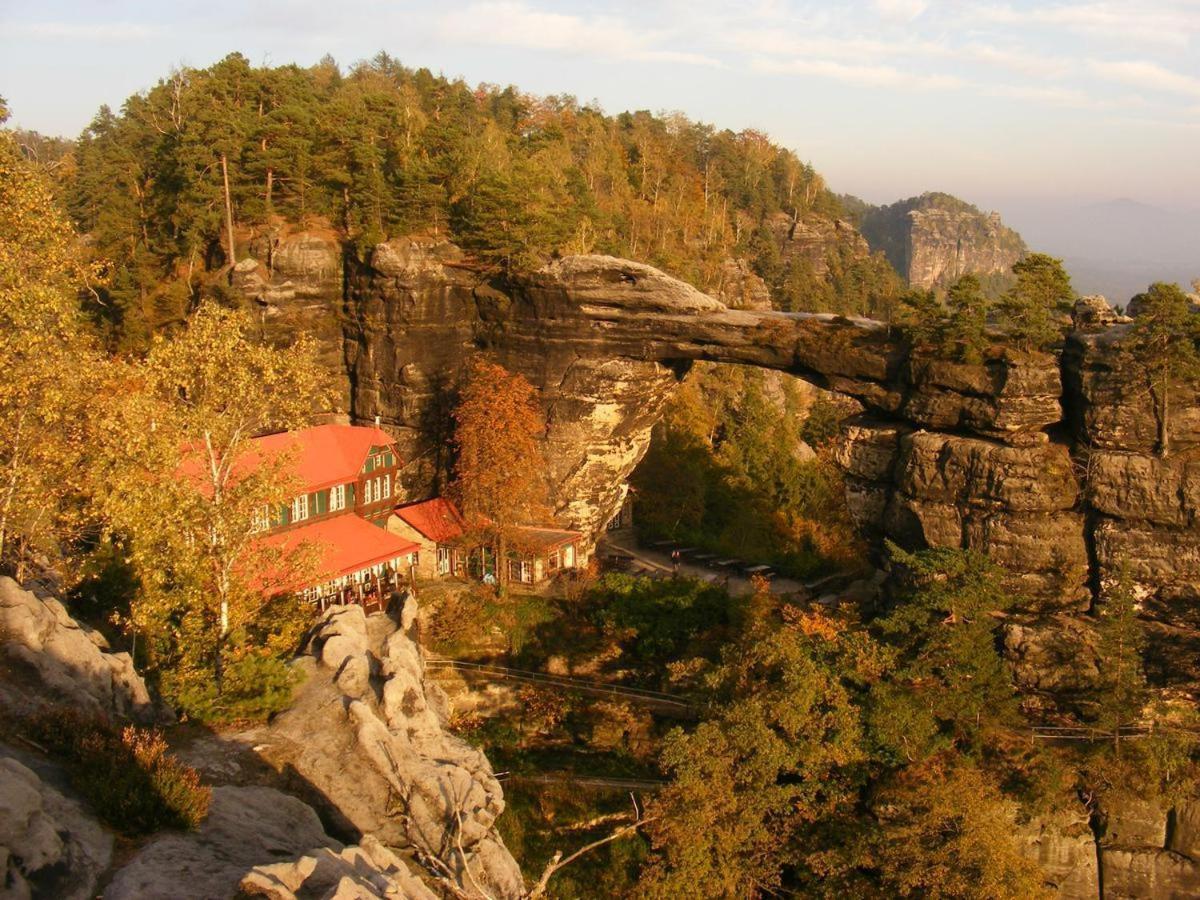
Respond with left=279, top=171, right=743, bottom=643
left=1000, top=198, right=1200, bottom=305
left=841, top=192, right=1027, bottom=293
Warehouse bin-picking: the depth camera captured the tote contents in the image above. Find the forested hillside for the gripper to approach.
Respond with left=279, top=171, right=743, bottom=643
left=60, top=52, right=898, bottom=349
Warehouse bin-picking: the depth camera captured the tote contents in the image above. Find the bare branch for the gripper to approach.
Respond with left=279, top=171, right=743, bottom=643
left=525, top=793, right=657, bottom=899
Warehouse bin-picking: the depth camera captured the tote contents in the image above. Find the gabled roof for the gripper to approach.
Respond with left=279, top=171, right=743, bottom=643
left=394, top=498, right=468, bottom=544
left=259, top=513, right=420, bottom=590
left=251, top=424, right=396, bottom=493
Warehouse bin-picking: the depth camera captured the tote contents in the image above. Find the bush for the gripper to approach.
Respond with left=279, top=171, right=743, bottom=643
left=426, top=586, right=488, bottom=654
left=167, top=649, right=301, bottom=725
left=591, top=574, right=744, bottom=669
left=25, top=708, right=210, bottom=834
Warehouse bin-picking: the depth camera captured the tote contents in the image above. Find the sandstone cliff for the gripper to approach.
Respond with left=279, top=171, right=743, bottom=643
left=232, top=234, right=1199, bottom=695
left=858, top=192, right=1027, bottom=291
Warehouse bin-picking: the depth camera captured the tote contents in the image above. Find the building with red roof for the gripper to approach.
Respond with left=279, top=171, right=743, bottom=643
left=248, top=423, right=419, bottom=608
left=390, top=496, right=585, bottom=585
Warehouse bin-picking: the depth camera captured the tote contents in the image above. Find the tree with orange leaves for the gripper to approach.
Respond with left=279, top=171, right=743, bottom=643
left=450, top=357, right=547, bottom=588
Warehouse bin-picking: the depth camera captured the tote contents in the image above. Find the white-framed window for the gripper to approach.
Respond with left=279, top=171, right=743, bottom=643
left=331, top=484, right=346, bottom=511
left=292, top=494, right=310, bottom=522
left=362, top=479, right=373, bottom=504
left=437, top=546, right=451, bottom=575
left=382, top=473, right=391, bottom=499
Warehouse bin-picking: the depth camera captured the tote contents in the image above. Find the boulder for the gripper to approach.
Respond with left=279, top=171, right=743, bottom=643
left=1016, top=808, right=1099, bottom=899
left=0, top=752, right=112, bottom=900
left=239, top=836, right=437, bottom=900
left=0, top=577, right=160, bottom=723
left=1003, top=617, right=1100, bottom=693
left=1103, top=796, right=1170, bottom=848
left=249, top=607, right=524, bottom=898
left=1170, top=799, right=1200, bottom=860
left=105, top=785, right=334, bottom=900
left=1101, top=848, right=1200, bottom=899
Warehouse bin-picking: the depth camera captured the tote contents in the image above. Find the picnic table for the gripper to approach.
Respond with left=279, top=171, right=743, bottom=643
left=743, top=564, right=775, bottom=577
left=691, top=553, right=718, bottom=563
left=652, top=539, right=678, bottom=548
left=715, top=558, right=743, bottom=568
left=676, top=547, right=699, bottom=555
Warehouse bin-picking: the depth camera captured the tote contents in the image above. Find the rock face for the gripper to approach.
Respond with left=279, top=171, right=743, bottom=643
left=107, top=783, right=439, bottom=900
left=0, top=577, right=160, bottom=723
left=242, top=601, right=523, bottom=899
left=859, top=192, right=1026, bottom=291
left=236, top=233, right=1199, bottom=692
left=0, top=750, right=112, bottom=900
left=766, top=211, right=871, bottom=279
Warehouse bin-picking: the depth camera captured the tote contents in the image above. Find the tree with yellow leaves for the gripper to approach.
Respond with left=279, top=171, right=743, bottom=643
left=451, top=357, right=547, bottom=588
left=95, top=302, right=335, bottom=721
left=0, top=111, right=104, bottom=580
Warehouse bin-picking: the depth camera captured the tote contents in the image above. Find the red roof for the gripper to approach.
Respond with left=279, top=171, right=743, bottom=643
left=394, top=498, right=468, bottom=543
left=252, top=424, right=397, bottom=493
left=179, top=424, right=397, bottom=496
left=259, top=514, right=420, bottom=589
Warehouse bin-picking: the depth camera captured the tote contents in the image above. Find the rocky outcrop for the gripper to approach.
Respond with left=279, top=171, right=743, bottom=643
left=238, top=601, right=523, bottom=899
left=236, top=232, right=1199, bottom=689
left=239, top=836, right=437, bottom=900
left=766, top=211, right=871, bottom=279
left=0, top=750, right=112, bottom=900
left=103, top=784, right=438, bottom=900
left=0, top=577, right=161, bottom=723
left=859, top=192, right=1026, bottom=291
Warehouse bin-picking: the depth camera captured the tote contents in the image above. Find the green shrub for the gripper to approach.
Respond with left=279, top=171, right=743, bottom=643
left=167, top=649, right=301, bottom=725
left=591, top=574, right=744, bottom=668
left=26, top=708, right=210, bottom=834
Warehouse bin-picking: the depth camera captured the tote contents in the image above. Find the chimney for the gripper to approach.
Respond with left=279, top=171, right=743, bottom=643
left=374, top=415, right=381, bottom=427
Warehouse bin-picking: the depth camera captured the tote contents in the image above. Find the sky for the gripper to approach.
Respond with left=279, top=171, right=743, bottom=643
left=1, top=0, right=1199, bottom=215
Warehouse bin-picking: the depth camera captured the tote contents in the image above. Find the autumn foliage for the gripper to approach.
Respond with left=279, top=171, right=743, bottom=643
left=451, top=357, right=548, bottom=583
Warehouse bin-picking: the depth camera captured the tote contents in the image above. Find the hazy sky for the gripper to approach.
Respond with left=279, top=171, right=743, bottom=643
left=2, top=0, right=1198, bottom=211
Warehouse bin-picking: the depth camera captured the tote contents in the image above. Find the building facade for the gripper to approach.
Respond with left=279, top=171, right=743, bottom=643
left=250, top=424, right=420, bottom=607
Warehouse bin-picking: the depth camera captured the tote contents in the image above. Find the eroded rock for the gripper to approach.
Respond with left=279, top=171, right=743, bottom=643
left=0, top=577, right=160, bottom=723
left=0, top=752, right=112, bottom=900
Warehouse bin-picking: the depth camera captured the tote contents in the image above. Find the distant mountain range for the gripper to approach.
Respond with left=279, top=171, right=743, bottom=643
left=1000, top=199, right=1200, bottom=304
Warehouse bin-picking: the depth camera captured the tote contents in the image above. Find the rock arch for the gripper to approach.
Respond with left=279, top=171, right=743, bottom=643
left=238, top=233, right=1200, bottom=685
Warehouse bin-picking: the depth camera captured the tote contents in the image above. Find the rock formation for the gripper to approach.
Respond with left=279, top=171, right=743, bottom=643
left=766, top=211, right=871, bottom=279
left=203, top=601, right=525, bottom=899
left=858, top=192, right=1026, bottom=291
left=0, top=750, right=113, bottom=900
left=0, top=577, right=161, bottom=723
left=233, top=234, right=1199, bottom=691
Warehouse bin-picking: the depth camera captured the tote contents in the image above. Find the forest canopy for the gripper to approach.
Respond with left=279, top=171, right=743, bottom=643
left=60, top=52, right=898, bottom=348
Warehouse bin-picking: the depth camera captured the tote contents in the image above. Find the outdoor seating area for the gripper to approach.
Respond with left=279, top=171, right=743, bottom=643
left=652, top=540, right=777, bottom=580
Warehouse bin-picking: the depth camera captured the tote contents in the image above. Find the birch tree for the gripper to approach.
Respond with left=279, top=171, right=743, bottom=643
left=96, top=302, right=334, bottom=717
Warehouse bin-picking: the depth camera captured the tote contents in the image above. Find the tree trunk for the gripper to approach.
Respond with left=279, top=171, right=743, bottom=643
left=221, top=153, right=237, bottom=267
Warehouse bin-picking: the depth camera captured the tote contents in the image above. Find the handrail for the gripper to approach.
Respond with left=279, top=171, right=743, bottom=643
left=425, top=656, right=698, bottom=713
left=498, top=772, right=667, bottom=791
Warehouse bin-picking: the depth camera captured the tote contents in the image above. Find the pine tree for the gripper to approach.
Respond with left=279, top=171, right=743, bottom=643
left=996, top=252, right=1074, bottom=350
left=944, top=273, right=990, bottom=363
left=1119, top=281, right=1200, bottom=458
left=1095, top=561, right=1148, bottom=754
